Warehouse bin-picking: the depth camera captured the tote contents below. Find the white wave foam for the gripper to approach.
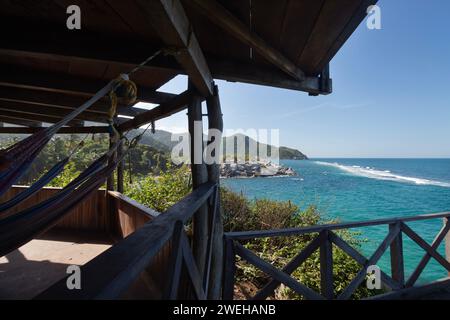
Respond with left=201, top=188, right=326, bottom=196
left=315, top=161, right=450, bottom=188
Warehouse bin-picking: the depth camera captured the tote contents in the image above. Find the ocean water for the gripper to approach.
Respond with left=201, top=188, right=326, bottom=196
left=221, top=159, right=450, bottom=283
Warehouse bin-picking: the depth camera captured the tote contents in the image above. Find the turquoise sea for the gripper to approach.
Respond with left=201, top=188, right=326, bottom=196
left=222, top=159, right=450, bottom=283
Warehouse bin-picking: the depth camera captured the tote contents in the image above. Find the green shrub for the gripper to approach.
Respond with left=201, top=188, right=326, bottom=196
left=48, top=162, right=81, bottom=187
left=125, top=164, right=192, bottom=212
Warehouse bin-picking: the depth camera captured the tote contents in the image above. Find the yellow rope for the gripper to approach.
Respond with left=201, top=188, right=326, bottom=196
left=108, top=75, right=138, bottom=121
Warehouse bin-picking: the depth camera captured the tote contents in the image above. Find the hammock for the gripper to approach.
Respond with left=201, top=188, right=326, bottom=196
left=0, top=134, right=97, bottom=214
left=0, top=81, right=116, bottom=197
left=0, top=140, right=123, bottom=256
left=0, top=157, right=70, bottom=213
left=0, top=49, right=163, bottom=196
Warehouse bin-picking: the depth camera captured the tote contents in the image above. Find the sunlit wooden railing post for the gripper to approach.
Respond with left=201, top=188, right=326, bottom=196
left=389, top=222, right=405, bottom=288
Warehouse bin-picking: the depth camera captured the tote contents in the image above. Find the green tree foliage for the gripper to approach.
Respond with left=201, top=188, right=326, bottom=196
left=0, top=134, right=170, bottom=187
left=124, top=164, right=192, bottom=212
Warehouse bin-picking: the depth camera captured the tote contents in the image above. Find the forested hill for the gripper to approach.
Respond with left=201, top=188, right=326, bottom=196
left=0, top=130, right=307, bottom=184
left=125, top=130, right=309, bottom=160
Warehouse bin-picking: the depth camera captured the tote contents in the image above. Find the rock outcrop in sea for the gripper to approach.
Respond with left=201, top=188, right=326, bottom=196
left=220, top=162, right=297, bottom=178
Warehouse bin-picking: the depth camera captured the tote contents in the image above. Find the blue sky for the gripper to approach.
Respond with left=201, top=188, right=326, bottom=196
left=140, top=0, right=450, bottom=158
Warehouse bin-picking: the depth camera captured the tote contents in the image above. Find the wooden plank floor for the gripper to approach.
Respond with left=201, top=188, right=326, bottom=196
left=0, top=229, right=113, bottom=300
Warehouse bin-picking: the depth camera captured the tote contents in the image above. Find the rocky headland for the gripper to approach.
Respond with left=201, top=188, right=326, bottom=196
left=220, top=162, right=297, bottom=178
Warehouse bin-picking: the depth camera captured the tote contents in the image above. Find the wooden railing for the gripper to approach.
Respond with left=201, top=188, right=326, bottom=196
left=37, top=182, right=219, bottom=300
left=108, top=190, right=159, bottom=238
left=223, top=212, right=450, bottom=300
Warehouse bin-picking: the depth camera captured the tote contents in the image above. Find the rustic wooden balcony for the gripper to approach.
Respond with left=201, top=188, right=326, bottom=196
left=1, top=185, right=450, bottom=300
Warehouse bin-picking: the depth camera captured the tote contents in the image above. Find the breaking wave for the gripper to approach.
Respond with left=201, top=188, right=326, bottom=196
left=315, top=161, right=450, bottom=188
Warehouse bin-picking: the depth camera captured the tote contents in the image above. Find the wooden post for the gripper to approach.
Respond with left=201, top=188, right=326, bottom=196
left=222, top=238, right=236, bottom=300
left=106, top=132, right=116, bottom=192
left=117, top=137, right=124, bottom=193
left=206, top=84, right=224, bottom=299
left=445, top=218, right=450, bottom=276
left=320, top=230, right=333, bottom=299
left=106, top=130, right=117, bottom=233
left=390, top=222, right=405, bottom=287
left=188, top=81, right=209, bottom=277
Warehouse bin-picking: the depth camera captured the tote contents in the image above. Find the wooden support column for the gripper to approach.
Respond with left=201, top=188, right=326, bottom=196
left=188, top=82, right=209, bottom=277
left=106, top=132, right=116, bottom=192
left=390, top=222, right=405, bottom=287
left=106, top=130, right=117, bottom=228
left=206, top=84, right=224, bottom=299
left=445, top=218, right=450, bottom=276
left=117, top=137, right=125, bottom=193
left=320, top=230, right=333, bottom=299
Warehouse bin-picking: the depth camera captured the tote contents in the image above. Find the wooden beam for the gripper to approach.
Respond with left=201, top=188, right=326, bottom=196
left=401, top=223, right=450, bottom=274
left=234, top=242, right=324, bottom=300
left=118, top=90, right=192, bottom=132
left=329, top=231, right=400, bottom=291
left=0, top=42, right=326, bottom=94
left=314, top=0, right=379, bottom=74
left=0, top=117, right=42, bottom=128
left=163, top=221, right=184, bottom=299
left=226, top=212, right=450, bottom=240
left=0, top=16, right=178, bottom=81
left=0, top=101, right=110, bottom=124
left=405, top=219, right=450, bottom=287
left=134, top=0, right=213, bottom=96
left=0, top=126, right=110, bottom=134
left=0, top=111, right=84, bottom=127
left=210, top=59, right=330, bottom=95
left=180, top=231, right=207, bottom=299
left=0, top=86, right=154, bottom=117
left=338, top=224, right=400, bottom=300
left=0, top=65, right=175, bottom=104
left=253, top=233, right=323, bottom=300
left=191, top=0, right=306, bottom=81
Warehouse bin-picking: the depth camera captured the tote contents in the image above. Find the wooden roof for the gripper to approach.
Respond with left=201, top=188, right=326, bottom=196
left=0, top=0, right=376, bottom=130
